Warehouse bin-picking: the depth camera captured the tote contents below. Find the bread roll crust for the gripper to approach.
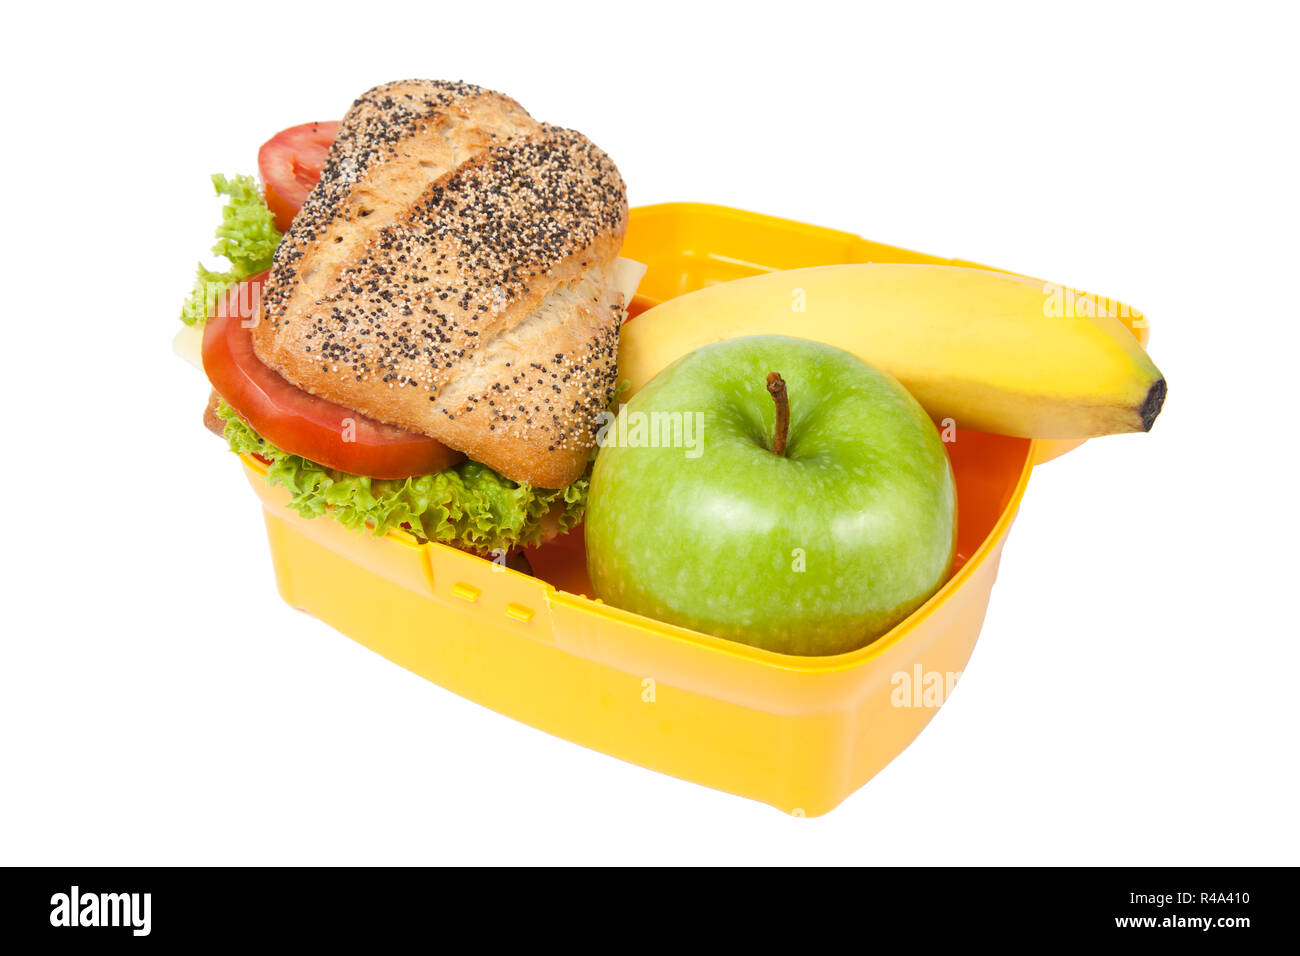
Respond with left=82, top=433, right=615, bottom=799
left=252, top=80, right=628, bottom=488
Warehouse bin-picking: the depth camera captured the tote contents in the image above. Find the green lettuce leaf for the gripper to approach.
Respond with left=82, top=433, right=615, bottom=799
left=180, top=174, right=282, bottom=326
left=218, top=403, right=587, bottom=554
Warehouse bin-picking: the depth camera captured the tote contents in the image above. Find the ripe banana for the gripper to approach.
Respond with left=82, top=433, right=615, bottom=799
left=618, top=264, right=1166, bottom=439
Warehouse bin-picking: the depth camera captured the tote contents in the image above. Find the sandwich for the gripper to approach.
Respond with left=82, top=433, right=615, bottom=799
left=180, top=80, right=633, bottom=556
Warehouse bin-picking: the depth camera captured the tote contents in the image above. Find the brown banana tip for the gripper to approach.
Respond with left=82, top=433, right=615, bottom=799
left=1141, top=378, right=1167, bottom=432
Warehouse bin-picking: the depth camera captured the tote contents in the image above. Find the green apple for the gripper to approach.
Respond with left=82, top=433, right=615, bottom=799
left=585, top=335, right=956, bottom=656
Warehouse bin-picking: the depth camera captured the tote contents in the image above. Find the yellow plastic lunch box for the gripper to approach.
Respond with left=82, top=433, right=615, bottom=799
left=240, top=203, right=1150, bottom=816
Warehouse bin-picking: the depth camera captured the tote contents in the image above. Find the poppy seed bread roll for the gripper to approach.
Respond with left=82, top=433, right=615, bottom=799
left=251, top=79, right=628, bottom=488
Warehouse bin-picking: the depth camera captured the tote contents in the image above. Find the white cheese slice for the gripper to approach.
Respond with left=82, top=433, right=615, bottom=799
left=173, top=322, right=205, bottom=372
left=613, top=256, right=648, bottom=310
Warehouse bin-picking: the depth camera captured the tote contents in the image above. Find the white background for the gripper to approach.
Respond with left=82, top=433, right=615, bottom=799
left=2, top=1, right=1296, bottom=865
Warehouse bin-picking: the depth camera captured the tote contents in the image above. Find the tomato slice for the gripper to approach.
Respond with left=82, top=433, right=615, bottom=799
left=202, top=274, right=463, bottom=479
left=258, top=122, right=339, bottom=232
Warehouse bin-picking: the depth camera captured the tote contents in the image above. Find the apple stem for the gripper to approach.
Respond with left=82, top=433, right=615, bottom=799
left=766, top=372, right=790, bottom=457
